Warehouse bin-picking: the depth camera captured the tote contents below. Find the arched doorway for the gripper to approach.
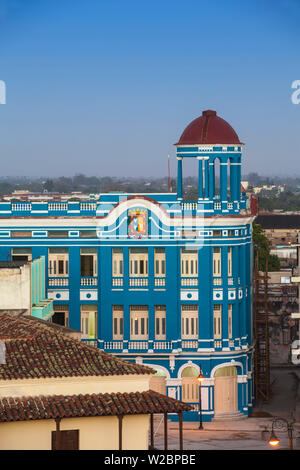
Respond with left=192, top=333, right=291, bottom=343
left=149, top=368, right=167, bottom=395
left=214, top=366, right=237, bottom=415
left=181, top=366, right=199, bottom=403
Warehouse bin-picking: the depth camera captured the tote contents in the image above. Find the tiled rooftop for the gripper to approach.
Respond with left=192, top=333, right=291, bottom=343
left=0, top=314, right=154, bottom=380
left=0, top=391, right=192, bottom=421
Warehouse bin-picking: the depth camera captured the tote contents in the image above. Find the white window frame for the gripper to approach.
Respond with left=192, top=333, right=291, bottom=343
left=154, top=248, right=166, bottom=277
left=181, top=305, right=198, bottom=339
left=129, top=249, right=148, bottom=277
left=181, top=249, right=198, bottom=277
left=213, top=304, right=222, bottom=339
left=48, top=252, right=69, bottom=277
left=155, top=306, right=166, bottom=340
left=113, top=306, right=124, bottom=340
left=130, top=306, right=149, bottom=340
left=228, top=304, right=233, bottom=339
left=81, top=307, right=97, bottom=339
left=213, top=247, right=221, bottom=277
left=112, top=248, right=123, bottom=277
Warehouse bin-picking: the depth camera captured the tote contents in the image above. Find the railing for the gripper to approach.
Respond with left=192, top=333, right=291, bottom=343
left=103, top=341, right=123, bottom=350
left=112, top=277, right=123, bottom=287
left=154, top=277, right=166, bottom=287
left=181, top=202, right=197, bottom=211
left=48, top=277, right=69, bottom=286
left=181, top=340, right=198, bottom=349
left=80, top=276, right=97, bottom=286
left=48, top=203, right=68, bottom=211
left=153, top=341, right=172, bottom=350
left=81, top=339, right=99, bottom=348
left=11, top=203, right=32, bottom=211
left=128, top=341, right=148, bottom=350
left=181, top=277, right=198, bottom=286
left=214, top=340, right=222, bottom=348
left=129, top=277, right=148, bottom=287
left=80, top=203, right=97, bottom=211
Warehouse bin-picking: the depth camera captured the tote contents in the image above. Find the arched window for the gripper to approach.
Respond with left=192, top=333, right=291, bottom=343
left=214, top=366, right=237, bottom=377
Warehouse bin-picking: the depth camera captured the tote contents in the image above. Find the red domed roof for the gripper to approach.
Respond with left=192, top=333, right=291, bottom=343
left=176, top=110, right=242, bottom=145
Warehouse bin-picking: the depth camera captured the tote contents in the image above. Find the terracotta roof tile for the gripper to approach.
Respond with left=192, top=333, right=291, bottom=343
left=0, top=314, right=154, bottom=380
left=0, top=391, right=192, bottom=422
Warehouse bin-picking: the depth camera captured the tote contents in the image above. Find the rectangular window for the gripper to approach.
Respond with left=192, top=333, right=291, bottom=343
left=48, top=248, right=69, bottom=277
left=112, top=248, right=123, bottom=277
left=80, top=247, right=97, bottom=276
left=52, top=306, right=69, bottom=328
left=228, top=247, right=232, bottom=276
left=154, top=248, right=166, bottom=277
left=11, top=231, right=32, bottom=238
left=181, top=305, right=198, bottom=339
left=228, top=304, right=233, bottom=339
left=48, top=231, right=69, bottom=238
left=112, top=305, right=124, bottom=340
left=130, top=306, right=148, bottom=340
left=155, top=305, right=166, bottom=340
left=79, top=230, right=98, bottom=238
left=81, top=306, right=97, bottom=339
left=181, top=248, right=198, bottom=277
left=11, top=247, right=32, bottom=262
left=213, top=247, right=221, bottom=277
left=129, top=248, right=148, bottom=277
left=213, top=304, right=222, bottom=339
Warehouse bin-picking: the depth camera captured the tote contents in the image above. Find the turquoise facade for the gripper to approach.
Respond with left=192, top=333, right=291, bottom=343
left=0, top=117, right=254, bottom=421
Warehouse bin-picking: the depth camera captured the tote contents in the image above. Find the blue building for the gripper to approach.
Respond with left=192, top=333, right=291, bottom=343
left=0, top=110, right=255, bottom=421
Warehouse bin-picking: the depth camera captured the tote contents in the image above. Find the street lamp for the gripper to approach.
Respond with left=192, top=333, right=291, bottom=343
left=197, top=367, right=205, bottom=430
left=268, top=418, right=294, bottom=450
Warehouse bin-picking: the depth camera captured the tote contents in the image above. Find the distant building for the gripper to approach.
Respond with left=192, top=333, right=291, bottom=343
left=252, top=185, right=285, bottom=195
left=255, top=214, right=300, bottom=250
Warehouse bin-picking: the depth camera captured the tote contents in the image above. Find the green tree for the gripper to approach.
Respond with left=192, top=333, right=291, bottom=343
left=252, top=222, right=280, bottom=272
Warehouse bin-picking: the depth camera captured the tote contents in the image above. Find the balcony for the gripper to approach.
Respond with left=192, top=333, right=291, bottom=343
left=112, top=277, right=123, bottom=287
left=80, top=276, right=97, bottom=286
left=48, top=277, right=69, bottom=287
left=181, top=277, right=198, bottom=287
left=129, top=277, right=148, bottom=287
left=154, top=277, right=166, bottom=287
left=94, top=339, right=197, bottom=353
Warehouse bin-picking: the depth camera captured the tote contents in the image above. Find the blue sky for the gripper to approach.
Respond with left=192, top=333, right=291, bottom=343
left=0, top=0, right=299, bottom=178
